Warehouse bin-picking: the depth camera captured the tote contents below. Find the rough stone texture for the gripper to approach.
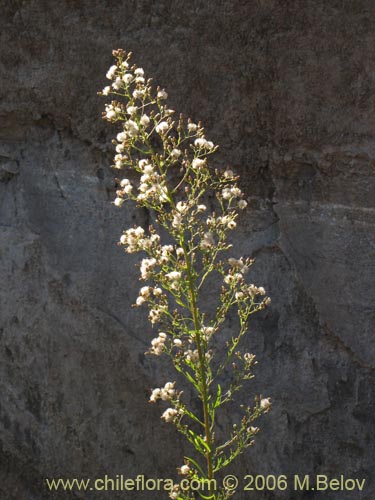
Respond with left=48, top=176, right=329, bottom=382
left=0, top=1, right=374, bottom=499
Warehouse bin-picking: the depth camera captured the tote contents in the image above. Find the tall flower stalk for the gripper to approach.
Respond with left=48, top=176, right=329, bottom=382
left=99, top=49, right=271, bottom=500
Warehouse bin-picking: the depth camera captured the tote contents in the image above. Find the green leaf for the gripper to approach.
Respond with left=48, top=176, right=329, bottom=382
left=213, top=384, right=222, bottom=409
left=184, top=455, right=206, bottom=478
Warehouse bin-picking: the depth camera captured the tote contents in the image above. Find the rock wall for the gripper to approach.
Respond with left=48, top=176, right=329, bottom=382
left=0, top=1, right=374, bottom=499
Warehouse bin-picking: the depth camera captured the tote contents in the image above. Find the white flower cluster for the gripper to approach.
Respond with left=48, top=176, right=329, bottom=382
left=201, top=326, right=215, bottom=340
left=221, top=185, right=243, bottom=200
left=184, top=349, right=199, bottom=363
left=141, top=258, right=157, bottom=280
left=228, top=257, right=249, bottom=274
left=161, top=407, right=179, bottom=423
left=200, top=231, right=215, bottom=249
left=119, top=227, right=161, bottom=254
left=260, top=397, right=272, bottom=411
left=179, top=464, right=190, bottom=475
left=149, top=382, right=176, bottom=402
left=224, top=273, right=244, bottom=285
left=135, top=286, right=163, bottom=306
left=149, top=332, right=167, bottom=355
left=206, top=214, right=237, bottom=230
left=247, top=284, right=266, bottom=297
left=243, top=352, right=256, bottom=366
left=234, top=285, right=271, bottom=306
left=114, top=179, right=133, bottom=206
left=104, top=102, right=122, bottom=120
left=165, top=271, right=182, bottom=290
left=191, top=158, right=206, bottom=169
left=194, top=136, right=215, bottom=150
left=149, top=306, right=165, bottom=324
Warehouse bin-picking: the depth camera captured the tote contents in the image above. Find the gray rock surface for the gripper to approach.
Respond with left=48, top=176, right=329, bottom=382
left=0, top=1, right=374, bottom=499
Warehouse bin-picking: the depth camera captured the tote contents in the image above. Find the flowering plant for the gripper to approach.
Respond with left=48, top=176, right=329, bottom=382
left=99, top=49, right=271, bottom=500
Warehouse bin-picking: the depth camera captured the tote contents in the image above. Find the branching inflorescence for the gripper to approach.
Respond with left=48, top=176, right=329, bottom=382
left=100, top=49, right=271, bottom=500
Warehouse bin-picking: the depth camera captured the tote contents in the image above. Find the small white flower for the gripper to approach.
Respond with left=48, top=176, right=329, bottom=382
left=188, top=122, right=197, bottom=132
left=133, top=89, right=145, bottom=99
left=161, top=408, right=178, bottom=423
left=125, top=119, right=139, bottom=137
left=102, top=86, right=111, bottom=95
left=114, top=197, right=124, bottom=207
left=201, top=232, right=215, bottom=249
left=149, top=388, right=161, bottom=403
left=106, top=109, right=116, bottom=120
left=135, top=67, right=144, bottom=76
left=149, top=308, right=163, bottom=324
left=229, top=257, right=249, bottom=272
left=172, top=216, right=181, bottom=229
left=260, top=398, right=271, bottom=411
left=231, top=187, right=242, bottom=198
left=140, top=114, right=150, bottom=127
left=121, top=60, right=129, bottom=69
left=135, top=76, right=145, bottom=84
left=197, top=204, right=206, bottom=212
left=244, top=353, right=256, bottom=364
left=136, top=296, right=145, bottom=306
left=116, top=143, right=125, bottom=153
left=224, top=275, right=232, bottom=285
left=192, top=158, right=205, bottom=169
left=106, top=65, right=117, bottom=80
left=194, top=137, right=207, bottom=148
left=176, top=201, right=188, bottom=213
left=224, top=169, right=234, bottom=178
left=156, top=121, right=169, bottom=134
left=140, top=286, right=152, bottom=298
left=170, top=148, right=182, bottom=159
left=127, top=106, right=137, bottom=115
left=222, top=188, right=232, bottom=200
left=204, top=140, right=214, bottom=150
left=140, top=257, right=157, bottom=279
left=176, top=247, right=184, bottom=258
left=120, top=178, right=130, bottom=187
left=227, top=220, right=237, bottom=229
left=238, top=199, right=248, bottom=209
left=166, top=271, right=181, bottom=281
left=123, top=73, right=134, bottom=84
left=180, top=465, right=190, bottom=475
left=161, top=382, right=176, bottom=401
left=202, top=326, right=215, bottom=338
left=161, top=245, right=174, bottom=255
left=112, top=77, right=123, bottom=90
left=123, top=184, right=133, bottom=194
left=143, top=165, right=153, bottom=175
left=185, top=349, right=199, bottom=363
left=157, top=89, right=168, bottom=100
left=117, top=131, right=127, bottom=142
left=153, top=287, right=163, bottom=296
left=173, top=338, right=182, bottom=347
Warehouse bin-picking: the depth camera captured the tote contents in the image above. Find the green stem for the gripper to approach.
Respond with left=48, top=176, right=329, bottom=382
left=180, top=238, right=215, bottom=499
